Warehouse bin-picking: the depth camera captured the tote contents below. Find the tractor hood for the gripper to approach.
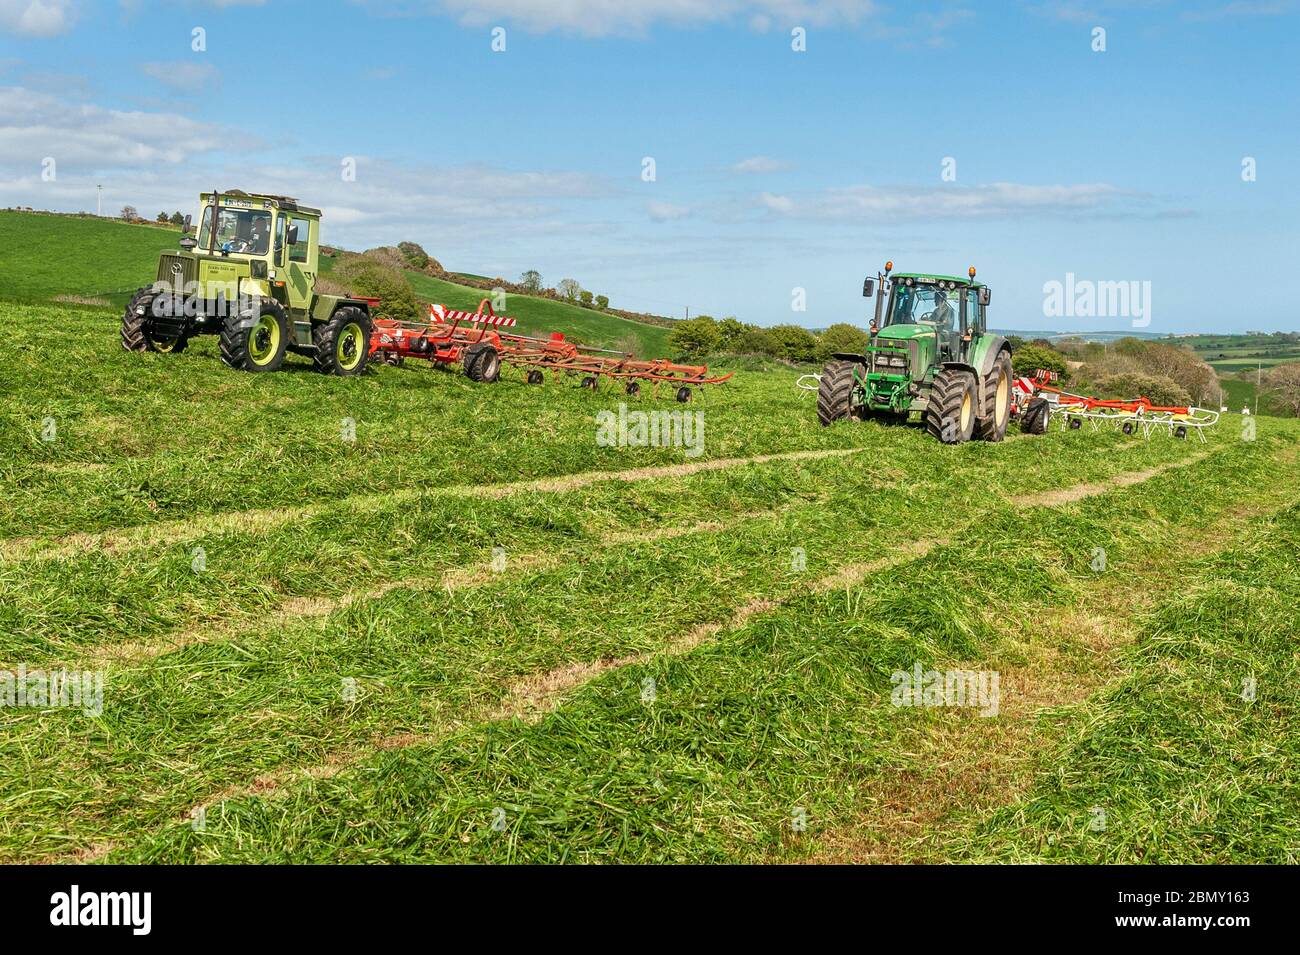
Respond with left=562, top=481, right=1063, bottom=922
left=874, top=324, right=934, bottom=343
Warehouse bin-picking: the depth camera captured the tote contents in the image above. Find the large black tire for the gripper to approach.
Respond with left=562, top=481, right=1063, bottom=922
left=816, top=360, right=863, bottom=426
left=975, top=350, right=1013, bottom=442
left=1020, top=396, right=1051, bottom=435
left=924, top=368, right=977, bottom=444
left=221, top=299, right=289, bottom=372
left=463, top=342, right=501, bottom=383
left=121, top=287, right=188, bottom=354
left=314, top=306, right=371, bottom=376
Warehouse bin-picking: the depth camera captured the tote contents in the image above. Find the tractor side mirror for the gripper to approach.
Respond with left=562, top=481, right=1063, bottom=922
left=286, top=225, right=299, bottom=246
left=182, top=214, right=192, bottom=234
left=862, top=278, right=875, bottom=298
left=978, top=287, right=991, bottom=307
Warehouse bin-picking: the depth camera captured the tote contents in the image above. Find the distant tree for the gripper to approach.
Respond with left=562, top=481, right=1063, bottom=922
left=667, top=316, right=720, bottom=358
left=1261, top=362, right=1300, bottom=417
left=1095, top=372, right=1192, bottom=408
left=557, top=278, right=581, bottom=302
left=816, top=323, right=870, bottom=362
left=156, top=211, right=169, bottom=223
left=120, top=206, right=138, bottom=221
left=520, top=269, right=542, bottom=292
left=595, top=294, right=609, bottom=310
left=766, top=324, right=820, bottom=363
left=579, top=289, right=594, bottom=307
left=169, top=211, right=185, bottom=227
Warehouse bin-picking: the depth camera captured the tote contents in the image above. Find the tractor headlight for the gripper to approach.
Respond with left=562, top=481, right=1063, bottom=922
left=889, top=355, right=906, bottom=368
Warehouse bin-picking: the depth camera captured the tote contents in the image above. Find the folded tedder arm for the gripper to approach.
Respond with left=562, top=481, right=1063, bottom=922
left=1014, top=369, right=1220, bottom=441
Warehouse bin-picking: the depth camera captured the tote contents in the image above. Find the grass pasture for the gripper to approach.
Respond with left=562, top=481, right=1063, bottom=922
left=1, top=214, right=1297, bottom=864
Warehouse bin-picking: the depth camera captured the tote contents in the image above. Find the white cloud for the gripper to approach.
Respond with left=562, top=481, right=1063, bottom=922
left=366, top=0, right=879, bottom=37
left=141, top=61, right=220, bottom=91
left=731, top=155, right=792, bottom=174
left=0, top=86, right=254, bottom=166
left=757, top=182, right=1137, bottom=221
left=0, top=0, right=76, bottom=36
left=647, top=200, right=690, bottom=221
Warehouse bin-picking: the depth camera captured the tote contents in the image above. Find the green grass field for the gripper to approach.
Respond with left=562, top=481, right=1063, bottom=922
left=2, top=214, right=1297, bottom=863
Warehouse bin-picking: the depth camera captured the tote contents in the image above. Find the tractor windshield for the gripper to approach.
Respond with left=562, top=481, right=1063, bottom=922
left=197, top=206, right=273, bottom=256
left=886, top=284, right=958, bottom=330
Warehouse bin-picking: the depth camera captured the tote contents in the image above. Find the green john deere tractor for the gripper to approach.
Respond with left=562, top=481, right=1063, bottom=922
left=121, top=190, right=373, bottom=375
left=817, top=262, right=1014, bottom=444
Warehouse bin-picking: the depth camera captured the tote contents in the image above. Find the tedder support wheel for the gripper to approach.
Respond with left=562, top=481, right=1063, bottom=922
left=1020, top=396, right=1050, bottom=435
left=581, top=376, right=597, bottom=390
left=221, top=299, right=289, bottom=372
left=314, top=306, right=371, bottom=376
left=527, top=369, right=544, bottom=385
left=975, top=351, right=1013, bottom=442
left=924, top=368, right=978, bottom=444
left=1069, top=417, right=1082, bottom=430
left=676, top=386, right=692, bottom=403
left=816, top=359, right=862, bottom=425
left=626, top=381, right=641, bottom=396
left=463, top=343, right=501, bottom=383
left=121, top=287, right=189, bottom=354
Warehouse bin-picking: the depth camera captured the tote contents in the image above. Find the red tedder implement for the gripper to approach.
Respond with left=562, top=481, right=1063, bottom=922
left=371, top=301, right=733, bottom=401
left=1012, top=369, right=1220, bottom=441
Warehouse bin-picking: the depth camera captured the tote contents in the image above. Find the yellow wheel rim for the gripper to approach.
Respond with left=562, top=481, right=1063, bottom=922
left=337, top=322, right=363, bottom=371
left=960, top=390, right=972, bottom=431
left=249, top=313, right=280, bottom=365
left=995, top=372, right=1009, bottom=422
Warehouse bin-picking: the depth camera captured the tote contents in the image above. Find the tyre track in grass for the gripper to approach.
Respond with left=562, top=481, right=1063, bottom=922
left=0, top=448, right=864, bottom=564
left=798, top=442, right=1299, bottom=864
left=57, top=447, right=1220, bottom=865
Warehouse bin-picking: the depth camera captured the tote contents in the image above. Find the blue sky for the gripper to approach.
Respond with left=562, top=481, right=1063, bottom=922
left=2, top=0, right=1297, bottom=333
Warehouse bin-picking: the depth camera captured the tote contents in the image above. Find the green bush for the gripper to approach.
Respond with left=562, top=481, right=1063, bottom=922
left=766, top=324, right=820, bottom=363
left=330, top=254, right=423, bottom=323
left=667, top=316, right=720, bottom=358
left=1096, top=372, right=1192, bottom=407
left=816, top=323, right=869, bottom=362
left=1012, top=344, right=1068, bottom=379
left=397, top=241, right=430, bottom=271
left=595, top=294, right=609, bottom=310
left=734, top=327, right=774, bottom=355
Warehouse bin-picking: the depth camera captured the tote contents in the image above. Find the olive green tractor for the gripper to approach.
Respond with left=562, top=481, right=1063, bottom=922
left=121, top=190, right=373, bottom=375
left=817, top=262, right=1014, bottom=443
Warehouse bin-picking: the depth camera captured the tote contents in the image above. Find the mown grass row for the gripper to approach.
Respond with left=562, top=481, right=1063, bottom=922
left=942, top=505, right=1300, bottom=863
left=0, top=421, right=1204, bottom=665
left=0, top=415, right=1224, bottom=860
left=95, top=424, right=1297, bottom=862
left=4, top=305, right=852, bottom=539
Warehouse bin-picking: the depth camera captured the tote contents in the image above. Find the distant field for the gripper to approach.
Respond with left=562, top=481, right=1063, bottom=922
left=0, top=211, right=180, bottom=305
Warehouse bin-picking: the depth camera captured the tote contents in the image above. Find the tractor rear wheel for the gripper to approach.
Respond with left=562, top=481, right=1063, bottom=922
left=221, top=299, right=289, bottom=372
left=1020, top=396, right=1051, bottom=435
left=121, top=287, right=189, bottom=354
left=816, top=360, right=863, bottom=426
left=976, top=351, right=1013, bottom=442
left=924, top=368, right=977, bottom=444
left=314, top=307, right=371, bottom=376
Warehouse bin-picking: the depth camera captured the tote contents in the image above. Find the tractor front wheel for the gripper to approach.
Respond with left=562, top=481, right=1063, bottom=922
left=816, top=359, right=864, bottom=426
left=975, top=351, right=1013, bottom=442
left=924, top=368, right=977, bottom=444
left=121, top=287, right=189, bottom=354
left=314, top=307, right=372, bottom=376
left=220, top=300, right=288, bottom=372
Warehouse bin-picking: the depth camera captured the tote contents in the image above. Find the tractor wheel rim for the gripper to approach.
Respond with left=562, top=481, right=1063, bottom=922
left=995, top=373, right=1009, bottom=422
left=338, top=323, right=363, bottom=370
left=249, top=314, right=280, bottom=364
left=960, top=390, right=972, bottom=431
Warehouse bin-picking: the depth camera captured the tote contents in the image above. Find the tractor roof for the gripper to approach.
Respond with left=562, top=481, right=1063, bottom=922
left=892, top=271, right=986, bottom=289
left=201, top=190, right=322, bottom=217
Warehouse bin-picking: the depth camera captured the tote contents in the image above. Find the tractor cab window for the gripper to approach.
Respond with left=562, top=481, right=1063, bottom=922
left=288, top=216, right=311, bottom=263
left=965, top=289, right=983, bottom=333
left=886, top=284, right=957, bottom=331
left=197, top=206, right=273, bottom=256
